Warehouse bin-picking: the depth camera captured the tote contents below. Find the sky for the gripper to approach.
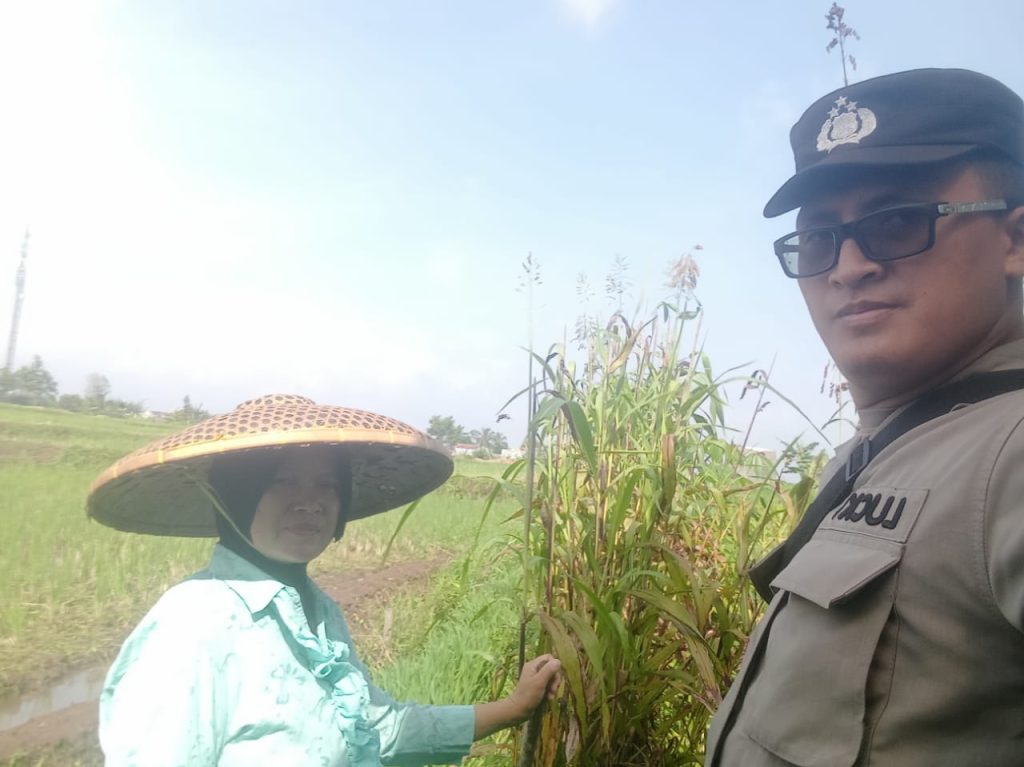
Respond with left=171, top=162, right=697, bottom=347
left=0, top=0, right=1022, bottom=452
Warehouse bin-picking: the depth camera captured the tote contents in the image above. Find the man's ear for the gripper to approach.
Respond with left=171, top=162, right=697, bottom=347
left=1006, top=205, right=1024, bottom=280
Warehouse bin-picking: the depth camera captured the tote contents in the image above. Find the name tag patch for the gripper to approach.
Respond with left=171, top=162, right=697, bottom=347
left=819, top=487, right=928, bottom=543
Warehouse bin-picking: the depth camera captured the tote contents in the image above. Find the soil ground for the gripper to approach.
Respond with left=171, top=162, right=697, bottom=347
left=0, top=557, right=446, bottom=764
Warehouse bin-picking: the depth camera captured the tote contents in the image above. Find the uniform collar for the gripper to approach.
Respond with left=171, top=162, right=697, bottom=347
left=857, top=338, right=1024, bottom=433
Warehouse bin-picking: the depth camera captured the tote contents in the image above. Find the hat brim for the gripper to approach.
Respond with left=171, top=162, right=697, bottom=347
left=87, top=397, right=454, bottom=536
left=763, top=143, right=980, bottom=218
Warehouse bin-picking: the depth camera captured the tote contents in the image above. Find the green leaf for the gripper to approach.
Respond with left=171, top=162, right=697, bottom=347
left=382, top=497, right=422, bottom=562
left=629, top=588, right=702, bottom=639
left=531, top=394, right=567, bottom=433
left=537, top=611, right=589, bottom=735
left=563, top=400, right=598, bottom=475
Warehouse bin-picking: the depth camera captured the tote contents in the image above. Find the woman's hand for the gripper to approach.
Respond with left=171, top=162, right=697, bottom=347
left=473, top=654, right=562, bottom=740
left=509, top=654, right=561, bottom=718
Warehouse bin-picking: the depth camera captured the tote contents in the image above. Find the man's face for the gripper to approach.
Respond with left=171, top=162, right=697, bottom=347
left=795, top=165, right=1024, bottom=407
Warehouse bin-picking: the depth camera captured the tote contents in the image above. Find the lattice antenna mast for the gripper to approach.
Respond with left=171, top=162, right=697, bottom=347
left=4, top=230, right=29, bottom=372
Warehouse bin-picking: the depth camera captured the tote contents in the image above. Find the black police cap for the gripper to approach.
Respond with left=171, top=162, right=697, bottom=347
left=764, top=68, right=1024, bottom=218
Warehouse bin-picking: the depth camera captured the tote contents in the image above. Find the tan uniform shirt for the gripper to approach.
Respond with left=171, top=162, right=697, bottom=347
left=706, top=339, right=1024, bottom=767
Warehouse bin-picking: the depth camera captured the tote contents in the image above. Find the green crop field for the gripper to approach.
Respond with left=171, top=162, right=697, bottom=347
left=0, top=405, right=199, bottom=695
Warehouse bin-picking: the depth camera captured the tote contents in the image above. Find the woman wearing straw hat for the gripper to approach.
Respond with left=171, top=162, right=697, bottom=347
left=89, top=394, right=559, bottom=766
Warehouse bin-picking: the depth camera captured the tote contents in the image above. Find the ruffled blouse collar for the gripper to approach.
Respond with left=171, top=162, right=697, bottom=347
left=209, top=545, right=381, bottom=766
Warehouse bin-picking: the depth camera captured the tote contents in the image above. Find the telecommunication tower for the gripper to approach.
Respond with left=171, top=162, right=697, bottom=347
left=4, top=230, right=29, bottom=372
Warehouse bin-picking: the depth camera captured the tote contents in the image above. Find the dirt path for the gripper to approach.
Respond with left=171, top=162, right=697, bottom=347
left=0, top=557, right=447, bottom=762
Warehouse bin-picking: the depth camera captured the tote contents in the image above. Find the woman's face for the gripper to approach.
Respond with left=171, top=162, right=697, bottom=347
left=249, top=448, right=341, bottom=564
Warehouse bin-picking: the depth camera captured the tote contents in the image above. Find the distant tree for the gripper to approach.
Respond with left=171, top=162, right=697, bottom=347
left=173, top=395, right=210, bottom=423
left=466, top=427, right=510, bottom=457
left=105, top=398, right=144, bottom=417
left=0, top=368, right=14, bottom=400
left=1, top=356, right=58, bottom=406
left=483, top=428, right=509, bottom=454
left=427, top=415, right=469, bottom=448
left=22, top=357, right=58, bottom=404
left=84, top=373, right=111, bottom=410
left=59, top=393, right=84, bottom=412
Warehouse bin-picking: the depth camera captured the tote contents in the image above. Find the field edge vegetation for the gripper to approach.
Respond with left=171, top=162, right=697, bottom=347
left=505, top=291, right=822, bottom=766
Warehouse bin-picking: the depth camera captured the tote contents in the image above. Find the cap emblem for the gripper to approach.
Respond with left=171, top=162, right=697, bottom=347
left=816, top=96, right=877, bottom=153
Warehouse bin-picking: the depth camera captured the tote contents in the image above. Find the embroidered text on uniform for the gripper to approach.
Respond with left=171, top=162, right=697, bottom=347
left=831, top=492, right=907, bottom=529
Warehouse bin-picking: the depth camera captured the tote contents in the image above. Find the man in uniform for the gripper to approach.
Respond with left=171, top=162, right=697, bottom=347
left=705, top=68, right=1024, bottom=765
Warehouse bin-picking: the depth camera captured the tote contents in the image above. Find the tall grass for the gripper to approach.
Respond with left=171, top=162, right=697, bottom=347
left=509, top=299, right=818, bottom=766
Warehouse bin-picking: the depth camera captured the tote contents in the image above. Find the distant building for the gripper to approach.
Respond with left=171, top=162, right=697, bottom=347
left=735, top=446, right=780, bottom=481
left=744, top=446, right=778, bottom=463
left=452, top=443, right=478, bottom=456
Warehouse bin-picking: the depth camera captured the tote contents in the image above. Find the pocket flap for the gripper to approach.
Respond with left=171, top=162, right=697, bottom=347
left=771, top=538, right=900, bottom=609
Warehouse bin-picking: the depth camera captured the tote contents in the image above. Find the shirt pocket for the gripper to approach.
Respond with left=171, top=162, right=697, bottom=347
left=742, top=535, right=901, bottom=767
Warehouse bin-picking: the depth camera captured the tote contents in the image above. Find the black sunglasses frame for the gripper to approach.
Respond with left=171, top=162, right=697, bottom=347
left=773, top=199, right=1013, bottom=279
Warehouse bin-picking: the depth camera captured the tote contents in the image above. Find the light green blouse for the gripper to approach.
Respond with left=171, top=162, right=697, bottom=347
left=100, top=545, right=474, bottom=766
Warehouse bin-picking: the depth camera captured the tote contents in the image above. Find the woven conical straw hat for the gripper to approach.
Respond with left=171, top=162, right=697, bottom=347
left=87, top=394, right=453, bottom=536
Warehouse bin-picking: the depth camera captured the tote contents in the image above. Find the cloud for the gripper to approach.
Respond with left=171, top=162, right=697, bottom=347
left=558, top=0, right=618, bottom=28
